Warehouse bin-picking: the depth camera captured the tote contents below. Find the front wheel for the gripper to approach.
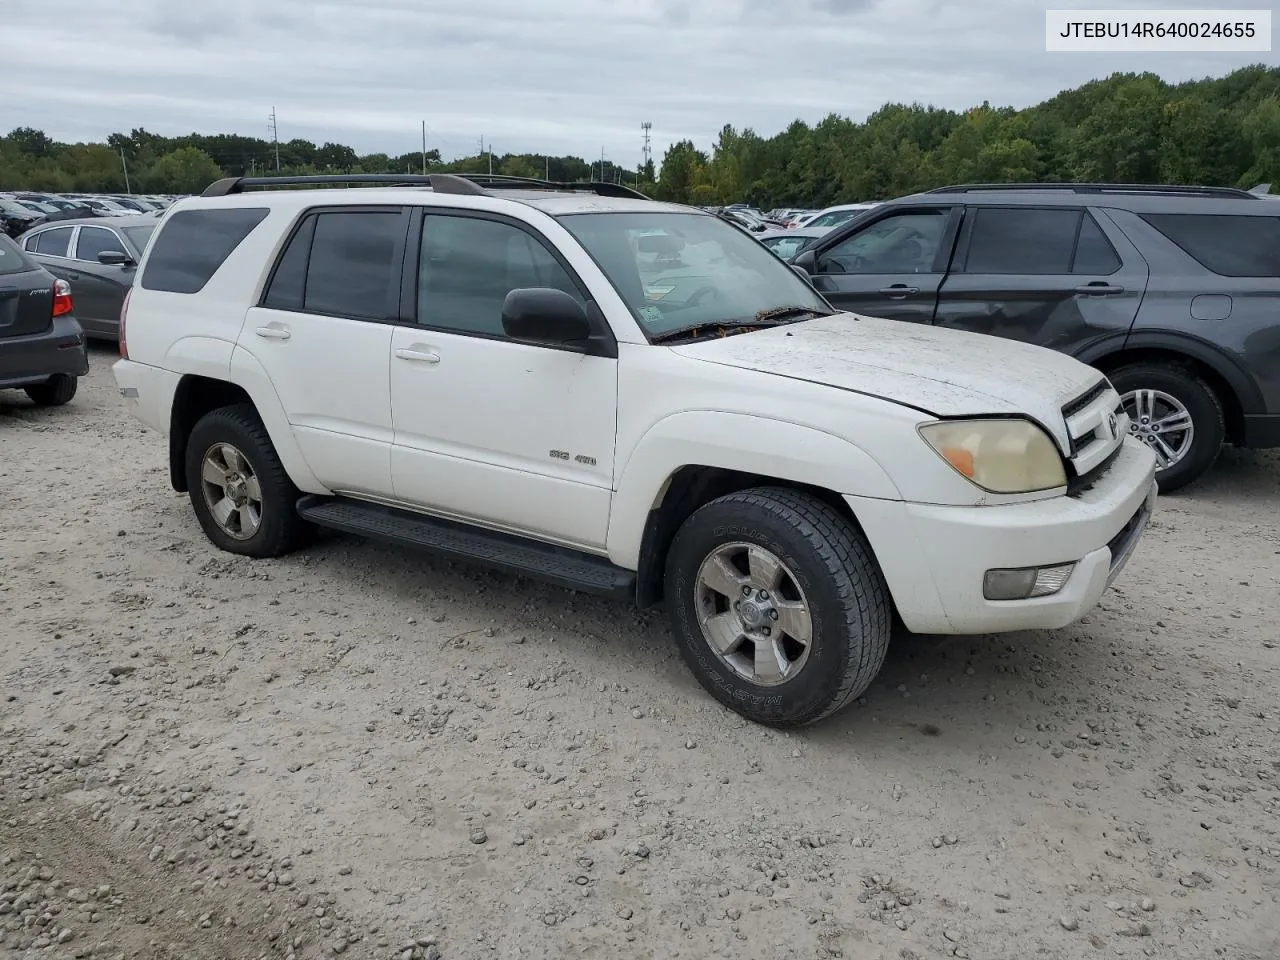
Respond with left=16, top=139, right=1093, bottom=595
left=664, top=487, right=892, bottom=727
left=1108, top=363, right=1224, bottom=494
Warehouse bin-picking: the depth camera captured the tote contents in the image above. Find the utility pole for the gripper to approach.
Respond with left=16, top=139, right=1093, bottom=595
left=545, top=156, right=549, bottom=180
left=641, top=121, right=652, bottom=177
left=599, top=147, right=606, bottom=183
left=269, top=107, right=281, bottom=172
left=119, top=147, right=131, bottom=193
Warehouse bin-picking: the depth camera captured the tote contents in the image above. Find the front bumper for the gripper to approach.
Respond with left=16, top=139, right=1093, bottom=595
left=0, top=314, right=89, bottom=389
left=848, top=436, right=1158, bottom=634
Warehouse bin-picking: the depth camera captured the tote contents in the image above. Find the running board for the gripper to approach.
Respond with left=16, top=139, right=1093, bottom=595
left=296, top=496, right=636, bottom=601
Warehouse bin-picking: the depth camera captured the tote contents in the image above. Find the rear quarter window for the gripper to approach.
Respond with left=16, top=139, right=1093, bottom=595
left=1139, top=212, right=1280, bottom=277
left=140, top=207, right=270, bottom=294
left=0, top=233, right=38, bottom=276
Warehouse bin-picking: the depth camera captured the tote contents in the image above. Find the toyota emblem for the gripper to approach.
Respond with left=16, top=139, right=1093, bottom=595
left=1107, top=412, right=1118, bottom=438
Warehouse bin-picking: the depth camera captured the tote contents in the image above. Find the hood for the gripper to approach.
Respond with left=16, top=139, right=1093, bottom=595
left=669, top=312, right=1105, bottom=451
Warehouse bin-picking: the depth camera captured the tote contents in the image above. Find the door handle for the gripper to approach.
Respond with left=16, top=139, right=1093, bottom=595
left=878, top=284, right=919, bottom=299
left=394, top=348, right=441, bottom=363
left=1075, top=283, right=1124, bottom=296
left=255, top=326, right=291, bottom=340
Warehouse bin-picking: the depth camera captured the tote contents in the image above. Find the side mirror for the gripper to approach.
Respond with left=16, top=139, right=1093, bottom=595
left=792, top=249, right=817, bottom=274
left=502, top=288, right=591, bottom=349
left=98, top=250, right=131, bottom=266
left=791, top=265, right=814, bottom=284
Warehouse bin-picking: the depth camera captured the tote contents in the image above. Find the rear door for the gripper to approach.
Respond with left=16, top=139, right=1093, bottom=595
left=21, top=225, right=77, bottom=290
left=243, top=205, right=408, bottom=498
left=933, top=205, right=1147, bottom=353
left=0, top=233, right=54, bottom=339
left=805, top=205, right=961, bottom=323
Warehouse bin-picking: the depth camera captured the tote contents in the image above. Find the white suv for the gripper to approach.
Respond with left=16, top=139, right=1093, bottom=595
left=112, top=173, right=1157, bottom=727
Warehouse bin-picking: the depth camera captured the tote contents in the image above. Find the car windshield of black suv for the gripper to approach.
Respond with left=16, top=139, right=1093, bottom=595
left=559, top=211, right=832, bottom=338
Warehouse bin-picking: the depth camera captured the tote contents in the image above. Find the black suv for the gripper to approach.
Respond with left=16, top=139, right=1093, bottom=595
left=791, top=183, right=1280, bottom=492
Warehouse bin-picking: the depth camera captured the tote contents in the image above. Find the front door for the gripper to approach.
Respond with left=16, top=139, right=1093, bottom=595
left=389, top=210, right=618, bottom=550
left=241, top=206, right=411, bottom=497
left=806, top=206, right=960, bottom=323
left=70, top=224, right=135, bottom=336
left=933, top=205, right=1147, bottom=353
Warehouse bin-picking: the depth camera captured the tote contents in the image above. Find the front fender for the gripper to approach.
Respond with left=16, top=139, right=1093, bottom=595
left=606, top=410, right=901, bottom=568
left=228, top=345, right=327, bottom=495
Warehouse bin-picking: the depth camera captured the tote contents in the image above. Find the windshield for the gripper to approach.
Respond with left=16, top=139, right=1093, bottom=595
left=559, top=211, right=831, bottom=338
left=122, top=224, right=156, bottom=251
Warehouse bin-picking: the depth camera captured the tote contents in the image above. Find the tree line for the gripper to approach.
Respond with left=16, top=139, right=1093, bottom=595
left=4, top=66, right=1279, bottom=204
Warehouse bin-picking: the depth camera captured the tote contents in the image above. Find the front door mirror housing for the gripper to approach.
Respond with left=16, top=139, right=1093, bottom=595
left=97, top=250, right=131, bottom=266
left=792, top=249, right=817, bottom=274
left=502, top=288, right=591, bottom=349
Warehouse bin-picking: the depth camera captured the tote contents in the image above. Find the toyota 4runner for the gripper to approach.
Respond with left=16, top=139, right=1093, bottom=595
left=112, top=174, right=1158, bottom=727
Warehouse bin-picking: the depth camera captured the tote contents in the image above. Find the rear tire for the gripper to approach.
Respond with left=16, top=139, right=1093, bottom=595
left=24, top=374, right=77, bottom=407
left=664, top=487, right=891, bottom=727
left=184, top=403, right=314, bottom=558
left=1108, top=363, right=1224, bottom=494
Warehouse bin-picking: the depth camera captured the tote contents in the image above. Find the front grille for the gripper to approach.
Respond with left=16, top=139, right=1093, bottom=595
left=1062, top=378, right=1111, bottom=420
left=1061, top=378, right=1126, bottom=480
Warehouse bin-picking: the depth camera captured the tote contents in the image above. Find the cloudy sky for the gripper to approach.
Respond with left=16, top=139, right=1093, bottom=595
left=6, top=0, right=1276, bottom=165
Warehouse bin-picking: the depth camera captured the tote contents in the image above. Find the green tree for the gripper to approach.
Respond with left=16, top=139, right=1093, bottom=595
left=145, top=147, right=224, bottom=194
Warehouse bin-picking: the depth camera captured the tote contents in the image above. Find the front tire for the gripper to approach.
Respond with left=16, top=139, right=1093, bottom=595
left=1108, top=363, right=1224, bottom=494
left=184, top=403, right=314, bottom=558
left=24, top=374, right=77, bottom=407
left=664, top=487, right=892, bottom=727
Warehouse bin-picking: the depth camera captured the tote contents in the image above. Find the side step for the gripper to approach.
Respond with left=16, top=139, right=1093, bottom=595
left=296, top=495, right=637, bottom=601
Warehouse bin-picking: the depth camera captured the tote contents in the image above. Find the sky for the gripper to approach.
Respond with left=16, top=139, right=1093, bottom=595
left=5, top=0, right=1277, bottom=167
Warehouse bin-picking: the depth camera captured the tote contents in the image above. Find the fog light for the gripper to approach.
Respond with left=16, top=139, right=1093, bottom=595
left=983, top=563, right=1076, bottom=601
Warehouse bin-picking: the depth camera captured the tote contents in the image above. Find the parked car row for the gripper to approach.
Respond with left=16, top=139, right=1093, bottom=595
left=0, top=190, right=179, bottom=238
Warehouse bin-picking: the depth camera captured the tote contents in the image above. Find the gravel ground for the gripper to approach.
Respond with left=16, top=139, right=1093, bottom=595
left=2, top=344, right=1279, bottom=960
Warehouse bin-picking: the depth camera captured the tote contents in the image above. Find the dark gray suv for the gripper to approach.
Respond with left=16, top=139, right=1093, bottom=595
left=791, top=183, right=1280, bottom=492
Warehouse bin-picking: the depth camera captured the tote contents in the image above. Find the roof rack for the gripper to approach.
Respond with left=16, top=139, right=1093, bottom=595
left=925, top=182, right=1256, bottom=199
left=201, top=172, right=649, bottom=201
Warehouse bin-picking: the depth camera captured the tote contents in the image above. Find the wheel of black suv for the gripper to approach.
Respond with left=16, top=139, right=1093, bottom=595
left=24, top=374, right=77, bottom=407
left=184, top=403, right=314, bottom=558
left=664, top=487, right=892, bottom=727
left=1108, top=363, right=1225, bottom=494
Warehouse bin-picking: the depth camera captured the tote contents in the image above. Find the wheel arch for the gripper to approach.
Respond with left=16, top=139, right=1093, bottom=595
left=168, top=355, right=324, bottom=496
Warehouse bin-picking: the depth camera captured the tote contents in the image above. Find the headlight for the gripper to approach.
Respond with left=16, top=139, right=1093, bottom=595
left=918, top=418, right=1067, bottom=494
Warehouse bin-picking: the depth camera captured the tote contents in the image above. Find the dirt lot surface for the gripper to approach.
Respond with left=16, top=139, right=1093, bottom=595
left=2, top=345, right=1279, bottom=960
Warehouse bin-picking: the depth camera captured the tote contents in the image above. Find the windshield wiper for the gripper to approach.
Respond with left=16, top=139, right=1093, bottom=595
left=649, top=306, right=831, bottom=345
left=753, top=304, right=834, bottom=322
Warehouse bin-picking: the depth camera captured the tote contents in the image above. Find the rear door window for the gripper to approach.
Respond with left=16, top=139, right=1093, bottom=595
left=30, top=227, right=73, bottom=258
left=140, top=207, right=270, bottom=294
left=1139, top=213, right=1280, bottom=277
left=961, top=207, right=1080, bottom=275
left=261, top=208, right=407, bottom=320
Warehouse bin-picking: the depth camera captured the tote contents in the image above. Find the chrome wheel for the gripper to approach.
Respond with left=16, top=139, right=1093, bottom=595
left=693, top=542, right=813, bottom=687
left=1121, top=389, right=1195, bottom=470
left=199, top=442, right=263, bottom=540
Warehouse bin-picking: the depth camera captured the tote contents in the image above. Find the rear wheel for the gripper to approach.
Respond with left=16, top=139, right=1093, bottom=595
left=24, top=374, right=77, bottom=407
left=664, top=487, right=891, bottom=727
left=1108, top=363, right=1224, bottom=493
left=184, top=403, right=314, bottom=558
